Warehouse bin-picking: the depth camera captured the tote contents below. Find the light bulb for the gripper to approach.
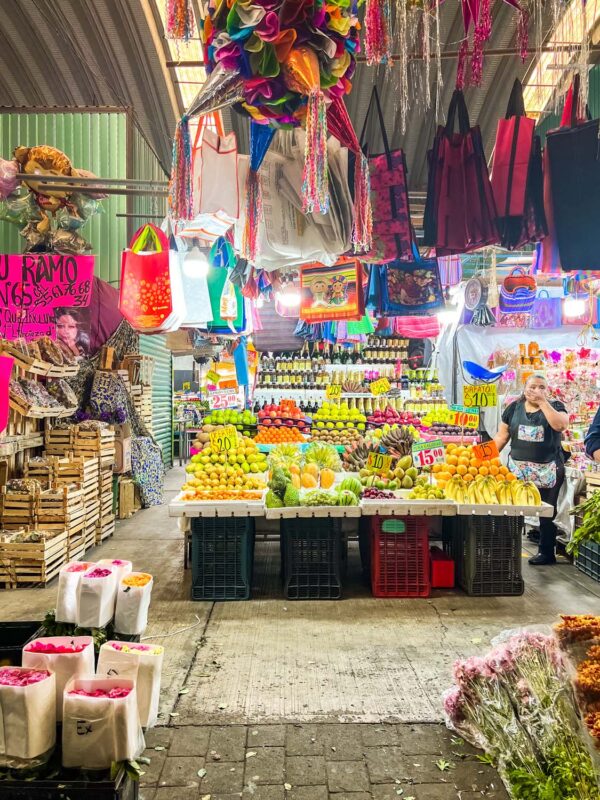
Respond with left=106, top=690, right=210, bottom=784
left=276, top=290, right=301, bottom=308
left=182, top=247, right=209, bottom=278
left=563, top=297, right=585, bottom=317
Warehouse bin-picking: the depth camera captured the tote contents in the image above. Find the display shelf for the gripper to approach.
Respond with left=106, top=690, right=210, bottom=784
left=169, top=492, right=266, bottom=518
left=0, top=432, right=44, bottom=456
left=360, top=499, right=457, bottom=516
left=9, top=397, right=70, bottom=419
left=0, top=344, right=79, bottom=378
left=454, top=501, right=555, bottom=518
left=265, top=505, right=361, bottom=519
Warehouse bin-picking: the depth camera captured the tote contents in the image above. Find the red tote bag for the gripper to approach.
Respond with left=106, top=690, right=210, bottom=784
left=119, top=224, right=174, bottom=331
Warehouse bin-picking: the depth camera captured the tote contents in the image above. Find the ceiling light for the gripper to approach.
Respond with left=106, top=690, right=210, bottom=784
left=182, top=246, right=209, bottom=278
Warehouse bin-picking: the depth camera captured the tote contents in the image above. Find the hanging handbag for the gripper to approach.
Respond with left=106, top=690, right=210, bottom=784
left=499, top=267, right=537, bottom=313
left=380, top=245, right=444, bottom=316
left=299, top=258, right=364, bottom=322
left=530, top=289, right=562, bottom=330
left=360, top=87, right=414, bottom=263
left=546, top=74, right=600, bottom=270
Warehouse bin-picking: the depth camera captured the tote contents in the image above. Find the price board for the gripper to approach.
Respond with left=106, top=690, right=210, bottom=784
left=182, top=381, right=191, bottom=391
left=371, top=377, right=391, bottom=396
left=209, top=425, right=238, bottom=453
left=472, top=440, right=500, bottom=462
left=326, top=384, right=342, bottom=399
left=367, top=452, right=394, bottom=474
left=206, top=369, right=220, bottom=385
left=208, top=389, right=240, bottom=410
left=449, top=404, right=480, bottom=429
left=411, top=439, right=445, bottom=469
left=463, top=383, right=497, bottom=408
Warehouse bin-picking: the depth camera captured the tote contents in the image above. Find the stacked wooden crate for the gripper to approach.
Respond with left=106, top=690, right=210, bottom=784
left=0, top=484, right=39, bottom=530
left=97, top=467, right=115, bottom=544
left=38, top=485, right=86, bottom=561
left=44, top=426, right=76, bottom=456
left=0, top=528, right=68, bottom=589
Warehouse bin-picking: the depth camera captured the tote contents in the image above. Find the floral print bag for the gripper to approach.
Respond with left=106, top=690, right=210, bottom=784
left=379, top=249, right=444, bottom=316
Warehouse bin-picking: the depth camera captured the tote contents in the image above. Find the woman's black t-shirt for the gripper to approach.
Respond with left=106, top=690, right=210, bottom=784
left=502, top=399, right=567, bottom=464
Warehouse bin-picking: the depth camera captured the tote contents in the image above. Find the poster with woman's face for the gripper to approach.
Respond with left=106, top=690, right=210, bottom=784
left=54, top=307, right=91, bottom=360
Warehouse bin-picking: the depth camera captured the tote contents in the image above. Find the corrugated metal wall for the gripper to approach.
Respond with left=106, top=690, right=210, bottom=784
left=0, top=110, right=127, bottom=285
left=140, top=334, right=173, bottom=467
left=536, top=65, right=600, bottom=142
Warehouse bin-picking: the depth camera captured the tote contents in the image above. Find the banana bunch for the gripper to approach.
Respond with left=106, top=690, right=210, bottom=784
left=342, top=440, right=381, bottom=472
left=381, top=426, right=414, bottom=457
left=444, top=476, right=471, bottom=503
left=511, top=480, right=542, bottom=506
left=341, top=378, right=364, bottom=393
left=495, top=481, right=515, bottom=505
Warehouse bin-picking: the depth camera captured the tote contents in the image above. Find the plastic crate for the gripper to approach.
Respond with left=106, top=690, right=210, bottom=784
left=281, top=517, right=345, bottom=600
left=459, top=515, right=524, bottom=596
left=430, top=546, right=455, bottom=588
left=370, top=516, right=431, bottom=598
left=575, top=540, right=600, bottom=583
left=191, top=516, right=254, bottom=601
left=0, top=757, right=137, bottom=799
left=0, top=621, right=42, bottom=667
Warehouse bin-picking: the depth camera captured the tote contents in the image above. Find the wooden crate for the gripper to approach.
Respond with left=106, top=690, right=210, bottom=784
left=0, top=486, right=39, bottom=529
left=38, top=485, right=86, bottom=538
left=44, top=426, right=76, bottom=456
left=0, top=529, right=68, bottom=588
left=84, top=522, right=97, bottom=551
left=74, top=428, right=116, bottom=468
left=24, top=455, right=99, bottom=493
left=95, top=513, right=116, bottom=545
left=67, top=532, right=86, bottom=562
left=118, top=478, right=141, bottom=520
left=586, top=472, right=600, bottom=499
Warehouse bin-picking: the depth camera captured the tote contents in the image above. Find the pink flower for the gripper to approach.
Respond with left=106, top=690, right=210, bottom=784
left=443, top=686, right=465, bottom=723
left=84, top=567, right=112, bottom=579
left=69, top=687, right=132, bottom=699
left=25, top=641, right=87, bottom=654
left=66, top=562, right=93, bottom=573
left=0, top=667, right=51, bottom=686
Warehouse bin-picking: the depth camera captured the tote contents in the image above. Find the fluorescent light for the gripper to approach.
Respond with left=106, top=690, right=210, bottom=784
left=276, top=290, right=301, bottom=308
left=563, top=297, right=586, bottom=317
left=182, top=246, right=209, bottom=278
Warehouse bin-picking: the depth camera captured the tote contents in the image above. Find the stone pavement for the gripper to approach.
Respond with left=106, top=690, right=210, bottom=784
left=139, top=722, right=509, bottom=799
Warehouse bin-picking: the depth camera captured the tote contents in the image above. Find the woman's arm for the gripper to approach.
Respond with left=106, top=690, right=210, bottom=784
left=493, top=421, right=511, bottom=452
left=538, top=399, right=569, bottom=432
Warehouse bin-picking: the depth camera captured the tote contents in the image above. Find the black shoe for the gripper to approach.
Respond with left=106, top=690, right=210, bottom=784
left=528, top=553, right=557, bottom=566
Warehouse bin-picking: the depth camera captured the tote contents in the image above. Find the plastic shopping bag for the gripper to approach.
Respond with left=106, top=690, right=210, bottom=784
left=77, top=566, right=118, bottom=629
left=62, top=677, right=145, bottom=769
left=22, top=637, right=94, bottom=721
left=114, top=573, right=153, bottom=636
left=0, top=667, right=56, bottom=767
left=97, top=642, right=164, bottom=728
left=56, top=561, right=96, bottom=624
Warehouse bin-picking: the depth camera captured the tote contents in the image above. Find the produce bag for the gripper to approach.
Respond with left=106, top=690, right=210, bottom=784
left=62, top=677, right=144, bottom=769
left=97, top=558, right=132, bottom=583
left=56, top=561, right=96, bottom=624
left=22, top=637, right=94, bottom=722
left=300, top=259, right=364, bottom=322
left=97, top=642, right=164, bottom=728
left=0, top=667, right=56, bottom=767
left=77, top=566, right=118, bottom=629
left=114, top=572, right=153, bottom=636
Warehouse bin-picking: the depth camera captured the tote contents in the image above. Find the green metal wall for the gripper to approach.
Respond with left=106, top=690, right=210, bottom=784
left=0, top=111, right=128, bottom=285
left=140, top=334, right=173, bottom=467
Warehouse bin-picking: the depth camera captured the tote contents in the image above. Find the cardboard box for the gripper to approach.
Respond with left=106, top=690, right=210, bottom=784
left=114, top=437, right=132, bottom=474
left=113, top=422, right=132, bottom=440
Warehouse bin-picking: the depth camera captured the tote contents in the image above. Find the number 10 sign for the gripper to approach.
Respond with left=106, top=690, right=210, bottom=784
left=411, top=439, right=446, bottom=469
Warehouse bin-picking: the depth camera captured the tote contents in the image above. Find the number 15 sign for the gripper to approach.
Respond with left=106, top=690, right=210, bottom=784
left=411, top=439, right=446, bottom=469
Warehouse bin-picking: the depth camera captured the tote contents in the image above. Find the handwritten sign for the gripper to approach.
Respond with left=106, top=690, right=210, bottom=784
left=472, top=440, right=500, bottom=462
left=208, top=389, right=240, bottom=410
left=0, top=254, right=94, bottom=341
left=370, top=377, right=391, bottom=396
left=210, top=425, right=238, bottom=453
left=326, top=384, right=342, bottom=399
left=463, top=383, right=497, bottom=408
left=367, top=452, right=393, bottom=474
left=412, top=439, right=445, bottom=469
left=449, top=404, right=480, bottom=429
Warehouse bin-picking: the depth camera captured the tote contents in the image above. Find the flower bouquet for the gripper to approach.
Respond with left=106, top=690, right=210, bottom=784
left=56, top=561, right=96, bottom=624
left=114, top=572, right=153, bottom=636
left=0, top=667, right=56, bottom=767
left=97, top=641, right=164, bottom=728
left=444, top=630, right=600, bottom=798
left=77, top=566, right=118, bottom=629
left=97, top=558, right=133, bottom=584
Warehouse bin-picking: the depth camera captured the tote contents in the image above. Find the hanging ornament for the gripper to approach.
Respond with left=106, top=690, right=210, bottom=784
left=166, top=0, right=195, bottom=42
left=395, top=0, right=410, bottom=133
left=242, top=122, right=276, bottom=264
left=365, top=0, right=393, bottom=65
left=168, top=116, right=193, bottom=221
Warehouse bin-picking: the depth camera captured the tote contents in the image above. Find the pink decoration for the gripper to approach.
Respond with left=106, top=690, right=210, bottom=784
left=69, top=687, right=132, bottom=699
left=66, top=562, right=94, bottom=573
left=25, top=641, right=87, bottom=654
left=84, top=567, right=112, bottom=579
left=0, top=667, right=50, bottom=686
left=365, top=0, right=392, bottom=66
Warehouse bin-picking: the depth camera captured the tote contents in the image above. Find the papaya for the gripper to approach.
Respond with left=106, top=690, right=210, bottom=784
left=319, top=468, right=335, bottom=489
left=301, top=472, right=318, bottom=489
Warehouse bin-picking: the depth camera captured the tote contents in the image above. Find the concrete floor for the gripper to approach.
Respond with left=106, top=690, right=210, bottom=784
left=2, top=466, right=600, bottom=797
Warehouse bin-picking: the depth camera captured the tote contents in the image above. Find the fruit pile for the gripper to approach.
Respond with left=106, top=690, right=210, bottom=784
left=421, top=422, right=466, bottom=437
left=408, top=484, right=446, bottom=500
left=203, top=408, right=257, bottom=433
left=181, top=432, right=268, bottom=499
left=309, top=426, right=362, bottom=446
left=432, top=444, right=513, bottom=490
left=359, top=455, right=422, bottom=491
left=312, top=401, right=367, bottom=432
left=342, top=440, right=382, bottom=472
left=444, top=474, right=541, bottom=505
left=367, top=406, right=421, bottom=428
left=266, top=465, right=360, bottom=509
left=257, top=400, right=310, bottom=431
left=370, top=424, right=417, bottom=456
left=254, top=427, right=306, bottom=444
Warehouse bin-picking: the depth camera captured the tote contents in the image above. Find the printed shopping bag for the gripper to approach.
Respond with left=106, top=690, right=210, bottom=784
left=530, top=289, right=562, bottom=329
left=379, top=247, right=444, bottom=316
left=300, top=259, right=364, bottom=323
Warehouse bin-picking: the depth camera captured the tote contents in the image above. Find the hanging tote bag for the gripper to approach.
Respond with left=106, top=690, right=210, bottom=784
left=547, top=74, right=600, bottom=270
left=530, top=289, right=562, bottom=330
left=119, top=224, right=185, bottom=333
left=380, top=246, right=444, bottom=316
left=300, top=259, right=364, bottom=323
left=499, top=267, right=537, bottom=313
left=360, top=87, right=414, bottom=263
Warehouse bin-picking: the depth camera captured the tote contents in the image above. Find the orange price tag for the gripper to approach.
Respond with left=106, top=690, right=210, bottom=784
left=472, top=440, right=499, bottom=462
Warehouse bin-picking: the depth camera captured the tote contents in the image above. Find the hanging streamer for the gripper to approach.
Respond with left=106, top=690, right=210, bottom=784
left=302, top=89, right=329, bottom=215
left=365, top=0, right=393, bottom=65
left=166, top=0, right=195, bottom=41
left=169, top=115, right=193, bottom=221
left=242, top=122, right=276, bottom=264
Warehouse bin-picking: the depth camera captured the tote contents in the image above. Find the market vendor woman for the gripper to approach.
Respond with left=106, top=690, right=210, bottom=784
left=493, top=374, right=569, bottom=566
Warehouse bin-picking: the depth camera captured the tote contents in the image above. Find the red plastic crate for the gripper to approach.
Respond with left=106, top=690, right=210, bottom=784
left=370, top=516, right=431, bottom=598
left=430, top=546, right=455, bottom=588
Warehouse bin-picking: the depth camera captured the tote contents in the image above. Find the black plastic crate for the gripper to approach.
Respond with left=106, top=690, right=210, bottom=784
left=0, top=761, right=137, bottom=799
left=191, top=516, right=254, bottom=600
left=575, top=540, right=600, bottom=582
left=281, top=517, right=345, bottom=600
left=459, top=515, right=524, bottom=596
left=0, top=621, right=43, bottom=667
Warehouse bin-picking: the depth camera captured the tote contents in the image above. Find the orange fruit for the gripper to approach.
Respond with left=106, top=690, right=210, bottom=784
left=470, top=458, right=482, bottom=468
left=506, top=473, right=516, bottom=482
left=463, top=473, right=474, bottom=482
left=436, top=479, right=447, bottom=489
left=489, top=465, right=499, bottom=476
left=447, top=465, right=457, bottom=475
left=490, top=458, right=501, bottom=467
left=458, top=457, right=469, bottom=467
left=499, top=466, right=508, bottom=476
left=447, top=455, right=459, bottom=466
left=456, top=464, right=468, bottom=476
left=478, top=466, right=489, bottom=476
left=432, top=463, right=442, bottom=473
left=468, top=466, right=478, bottom=476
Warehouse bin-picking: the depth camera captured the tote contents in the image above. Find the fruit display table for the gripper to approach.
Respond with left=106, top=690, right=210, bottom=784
left=360, top=499, right=457, bottom=517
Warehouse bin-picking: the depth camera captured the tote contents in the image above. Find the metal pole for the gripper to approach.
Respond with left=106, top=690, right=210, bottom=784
left=15, top=174, right=168, bottom=188
left=40, top=185, right=169, bottom=197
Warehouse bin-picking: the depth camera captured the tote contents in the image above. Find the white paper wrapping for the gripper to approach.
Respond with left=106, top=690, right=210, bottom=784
left=77, top=567, right=118, bottom=628
left=62, top=677, right=145, bottom=769
left=0, top=668, right=56, bottom=765
left=97, top=559, right=133, bottom=584
left=56, top=562, right=96, bottom=624
left=114, top=574, right=153, bottom=636
left=97, top=642, right=164, bottom=728
left=22, top=637, right=95, bottom=722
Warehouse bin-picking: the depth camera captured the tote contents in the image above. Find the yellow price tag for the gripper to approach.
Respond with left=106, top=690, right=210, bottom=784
left=209, top=425, right=238, bottom=453
left=182, top=381, right=191, bottom=391
left=367, top=452, right=393, bottom=473
left=370, top=377, right=391, bottom=396
left=206, top=370, right=220, bottom=384
left=326, top=384, right=342, bottom=399
left=463, top=383, right=497, bottom=408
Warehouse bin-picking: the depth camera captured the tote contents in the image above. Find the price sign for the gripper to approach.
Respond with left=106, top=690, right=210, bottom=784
left=449, top=404, right=480, bottom=429
left=208, top=389, right=240, bottom=410
left=182, top=381, right=191, bottom=391
left=472, top=440, right=499, bottom=462
left=411, top=439, right=445, bottom=469
left=371, top=377, right=391, bottom=396
left=463, top=383, right=497, bottom=408
left=210, top=425, right=238, bottom=453
left=206, top=369, right=220, bottom=385
left=367, top=452, right=394, bottom=474
left=326, top=384, right=342, bottom=399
